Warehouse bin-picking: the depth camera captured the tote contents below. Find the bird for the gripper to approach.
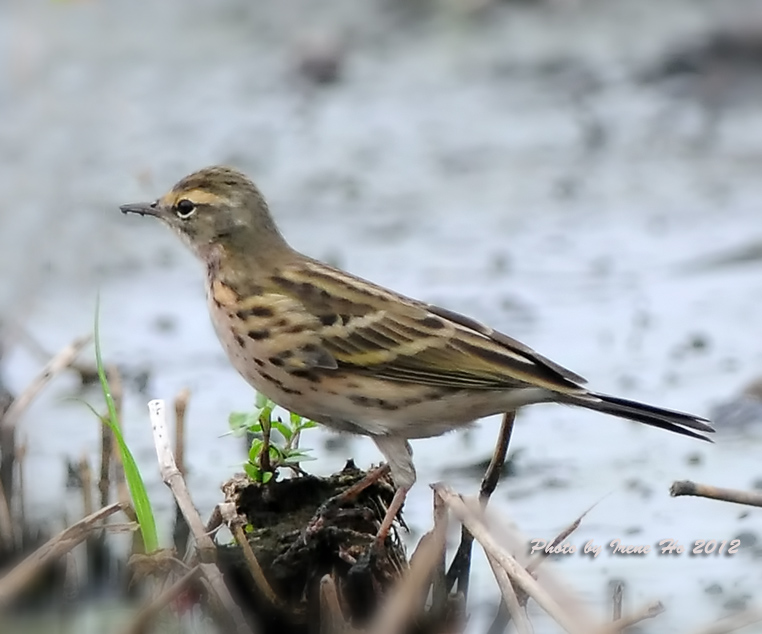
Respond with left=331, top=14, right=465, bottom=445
left=121, top=166, right=714, bottom=543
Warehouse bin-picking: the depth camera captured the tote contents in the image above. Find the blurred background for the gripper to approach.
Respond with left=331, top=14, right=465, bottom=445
left=2, top=0, right=762, bottom=631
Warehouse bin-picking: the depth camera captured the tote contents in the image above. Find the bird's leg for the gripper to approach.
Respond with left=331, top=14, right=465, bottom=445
left=372, top=435, right=416, bottom=547
left=375, top=485, right=409, bottom=548
left=310, top=436, right=415, bottom=547
left=307, top=463, right=391, bottom=536
left=335, top=463, right=391, bottom=503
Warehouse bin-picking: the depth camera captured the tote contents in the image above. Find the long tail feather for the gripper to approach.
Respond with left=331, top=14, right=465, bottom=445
left=576, top=392, right=714, bottom=442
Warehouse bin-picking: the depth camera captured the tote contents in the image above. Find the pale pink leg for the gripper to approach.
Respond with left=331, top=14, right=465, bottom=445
left=375, top=485, right=409, bottom=547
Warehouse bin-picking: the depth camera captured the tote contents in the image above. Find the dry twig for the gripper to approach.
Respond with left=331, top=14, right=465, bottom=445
left=174, top=388, right=190, bottom=476
left=431, top=489, right=449, bottom=614
left=671, top=481, right=762, bottom=508
left=486, top=552, right=531, bottom=634
left=612, top=581, right=623, bottom=621
left=449, top=411, right=516, bottom=596
left=230, top=521, right=287, bottom=612
left=596, top=601, right=664, bottom=634
left=434, top=483, right=595, bottom=634
left=107, top=365, right=129, bottom=503
left=79, top=456, right=94, bottom=518
left=319, top=574, right=353, bottom=634
left=526, top=502, right=595, bottom=574
left=148, top=399, right=255, bottom=634
left=172, top=388, right=191, bottom=553
left=1, top=335, right=90, bottom=433
left=99, top=412, right=113, bottom=509
left=1, top=335, right=90, bottom=505
left=0, top=479, right=14, bottom=551
left=16, top=437, right=27, bottom=534
left=0, top=502, right=122, bottom=606
left=122, top=565, right=200, bottom=634
left=369, top=499, right=448, bottom=634
left=149, top=399, right=215, bottom=563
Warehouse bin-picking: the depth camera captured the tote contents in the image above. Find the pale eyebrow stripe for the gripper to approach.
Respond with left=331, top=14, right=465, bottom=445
left=162, top=189, right=229, bottom=207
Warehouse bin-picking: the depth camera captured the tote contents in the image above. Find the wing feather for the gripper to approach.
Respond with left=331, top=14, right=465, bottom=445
left=266, top=260, right=587, bottom=394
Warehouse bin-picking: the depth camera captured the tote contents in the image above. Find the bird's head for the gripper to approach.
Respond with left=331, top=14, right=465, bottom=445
left=120, top=166, right=286, bottom=260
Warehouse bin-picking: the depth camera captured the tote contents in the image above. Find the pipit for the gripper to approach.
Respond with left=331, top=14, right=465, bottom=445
left=121, top=166, right=713, bottom=542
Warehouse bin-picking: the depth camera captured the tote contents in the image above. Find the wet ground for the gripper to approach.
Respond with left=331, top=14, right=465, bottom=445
left=3, top=0, right=762, bottom=631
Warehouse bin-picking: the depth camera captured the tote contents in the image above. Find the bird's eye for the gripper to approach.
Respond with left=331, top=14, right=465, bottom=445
left=175, top=199, right=196, bottom=218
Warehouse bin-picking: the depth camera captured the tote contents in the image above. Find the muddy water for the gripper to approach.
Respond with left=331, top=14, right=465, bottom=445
left=2, top=0, right=762, bottom=630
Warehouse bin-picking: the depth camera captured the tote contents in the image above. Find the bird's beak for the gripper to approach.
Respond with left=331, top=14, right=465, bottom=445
left=120, top=202, right=161, bottom=217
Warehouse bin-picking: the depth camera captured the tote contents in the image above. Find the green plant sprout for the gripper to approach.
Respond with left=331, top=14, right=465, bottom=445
left=228, top=393, right=317, bottom=484
left=93, top=300, right=158, bottom=552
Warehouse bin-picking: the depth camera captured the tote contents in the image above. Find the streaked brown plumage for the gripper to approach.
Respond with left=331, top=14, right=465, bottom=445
left=121, top=166, right=714, bottom=540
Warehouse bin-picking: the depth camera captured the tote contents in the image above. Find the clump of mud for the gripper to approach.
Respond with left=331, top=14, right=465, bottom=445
left=218, top=461, right=408, bottom=633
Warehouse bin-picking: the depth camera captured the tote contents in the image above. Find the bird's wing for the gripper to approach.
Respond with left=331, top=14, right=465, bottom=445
left=264, top=259, right=587, bottom=394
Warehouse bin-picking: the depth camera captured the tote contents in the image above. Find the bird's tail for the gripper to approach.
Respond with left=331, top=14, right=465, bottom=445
left=574, top=392, right=714, bottom=441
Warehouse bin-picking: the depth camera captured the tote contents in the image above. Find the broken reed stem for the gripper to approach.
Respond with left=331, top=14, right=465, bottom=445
left=320, top=574, right=351, bottom=634
left=230, top=521, right=288, bottom=612
left=448, top=411, right=516, bottom=596
left=149, top=399, right=215, bottom=563
left=431, top=489, right=449, bottom=615
left=434, top=483, right=593, bottom=634
left=16, top=437, right=27, bottom=539
left=670, top=480, right=762, bottom=508
left=62, top=551, right=79, bottom=609
left=1, top=335, right=90, bottom=502
left=473, top=498, right=599, bottom=627
left=0, top=425, right=14, bottom=539
left=174, top=388, right=190, bottom=476
left=0, top=478, right=13, bottom=551
left=408, top=517, right=443, bottom=616
left=173, top=389, right=191, bottom=553
left=596, top=601, right=663, bottom=634
left=108, top=364, right=124, bottom=421
left=148, top=399, right=255, bottom=634
left=99, top=415, right=113, bottom=509
left=525, top=506, right=590, bottom=574
left=121, top=565, right=200, bottom=634
left=106, top=366, right=139, bottom=552
left=80, top=456, right=94, bottom=518
left=1, top=335, right=90, bottom=434
left=0, top=502, right=123, bottom=607
left=108, top=365, right=126, bottom=491
left=612, top=582, right=623, bottom=621
left=480, top=412, right=517, bottom=503
left=205, top=504, right=224, bottom=536
left=486, top=552, right=531, bottom=634
left=369, top=507, right=448, bottom=634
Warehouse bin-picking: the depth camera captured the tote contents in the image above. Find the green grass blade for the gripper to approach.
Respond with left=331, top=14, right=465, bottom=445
left=94, top=300, right=159, bottom=552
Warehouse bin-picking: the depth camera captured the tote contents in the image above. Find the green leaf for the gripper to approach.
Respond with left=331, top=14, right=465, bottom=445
left=283, top=452, right=316, bottom=465
left=298, top=420, right=318, bottom=430
left=248, top=439, right=264, bottom=463
left=255, top=392, right=269, bottom=409
left=94, top=299, right=158, bottom=553
left=228, top=412, right=249, bottom=431
left=268, top=445, right=283, bottom=462
left=259, top=405, right=275, bottom=426
left=261, top=471, right=273, bottom=484
left=271, top=420, right=293, bottom=441
left=244, top=463, right=261, bottom=481
left=286, top=449, right=313, bottom=459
